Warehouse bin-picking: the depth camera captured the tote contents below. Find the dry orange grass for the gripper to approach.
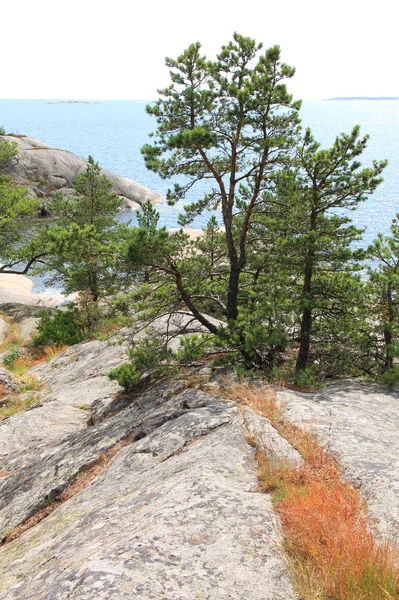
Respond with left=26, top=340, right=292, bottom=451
left=30, top=345, right=68, bottom=364
left=9, top=345, right=69, bottom=376
left=223, top=379, right=399, bottom=600
left=280, top=478, right=399, bottom=599
left=224, top=380, right=324, bottom=465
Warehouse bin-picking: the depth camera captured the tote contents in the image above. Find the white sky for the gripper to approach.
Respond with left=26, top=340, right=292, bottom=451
left=1, top=0, right=397, bottom=100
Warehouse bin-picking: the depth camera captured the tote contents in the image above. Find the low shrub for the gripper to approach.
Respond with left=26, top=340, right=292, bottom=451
left=382, top=366, right=399, bottom=388
left=2, top=345, right=24, bottom=368
left=295, top=366, right=316, bottom=387
left=33, top=308, right=86, bottom=347
left=108, top=334, right=176, bottom=390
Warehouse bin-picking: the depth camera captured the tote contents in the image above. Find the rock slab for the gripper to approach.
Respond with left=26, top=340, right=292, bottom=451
left=0, top=382, right=297, bottom=599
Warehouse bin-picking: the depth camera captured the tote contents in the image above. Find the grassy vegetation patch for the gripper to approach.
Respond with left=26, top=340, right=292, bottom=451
left=0, top=392, right=40, bottom=419
left=0, top=314, right=69, bottom=418
left=0, top=316, right=25, bottom=354
left=224, top=381, right=399, bottom=600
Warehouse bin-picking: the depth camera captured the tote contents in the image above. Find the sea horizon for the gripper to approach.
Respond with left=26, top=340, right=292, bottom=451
left=1, top=97, right=398, bottom=241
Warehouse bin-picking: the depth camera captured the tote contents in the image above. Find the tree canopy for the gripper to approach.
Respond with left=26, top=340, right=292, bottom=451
left=0, top=135, right=40, bottom=266
left=33, top=156, right=131, bottom=302
left=0, top=36, right=392, bottom=389
left=142, top=34, right=301, bottom=325
left=105, top=34, right=383, bottom=384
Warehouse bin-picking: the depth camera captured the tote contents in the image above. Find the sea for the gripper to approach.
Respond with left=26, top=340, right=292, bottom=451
left=0, top=98, right=398, bottom=287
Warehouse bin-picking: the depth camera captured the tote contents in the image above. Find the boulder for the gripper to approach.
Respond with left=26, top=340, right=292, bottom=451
left=2, top=135, right=162, bottom=208
left=0, top=273, right=41, bottom=307
left=0, top=304, right=51, bottom=341
left=118, top=195, right=140, bottom=210
left=47, top=175, right=67, bottom=188
left=57, top=187, right=75, bottom=198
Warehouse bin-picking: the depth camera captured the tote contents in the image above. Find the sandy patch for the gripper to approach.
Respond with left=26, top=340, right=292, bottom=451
left=167, top=228, right=204, bottom=240
left=0, top=270, right=73, bottom=307
left=167, top=227, right=224, bottom=240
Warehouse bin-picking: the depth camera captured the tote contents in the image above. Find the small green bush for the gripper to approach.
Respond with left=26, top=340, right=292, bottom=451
left=295, top=367, right=316, bottom=387
left=382, top=366, right=399, bottom=388
left=108, top=334, right=176, bottom=391
left=2, top=345, right=24, bottom=367
left=33, top=308, right=86, bottom=347
left=0, top=125, right=6, bottom=136
left=176, top=334, right=211, bottom=365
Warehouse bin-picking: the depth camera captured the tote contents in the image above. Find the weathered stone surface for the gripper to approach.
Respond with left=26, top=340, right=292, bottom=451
left=2, top=135, right=162, bottom=207
left=0, top=303, right=49, bottom=341
left=47, top=175, right=67, bottom=188
left=0, top=392, right=296, bottom=599
left=0, top=400, right=85, bottom=460
left=8, top=324, right=399, bottom=597
left=243, top=408, right=302, bottom=464
left=0, top=309, right=224, bottom=464
left=32, top=337, right=128, bottom=394
left=0, top=326, right=299, bottom=600
left=57, top=186, right=74, bottom=197
left=0, top=336, right=128, bottom=462
left=0, top=387, right=234, bottom=536
left=0, top=273, right=42, bottom=306
left=282, top=380, right=399, bottom=541
left=0, top=318, right=8, bottom=344
left=118, top=195, right=140, bottom=210
left=0, top=368, right=20, bottom=395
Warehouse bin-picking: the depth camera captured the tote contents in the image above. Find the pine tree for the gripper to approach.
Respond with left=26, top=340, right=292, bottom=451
left=276, top=127, right=386, bottom=375
left=141, top=33, right=301, bottom=333
left=367, top=216, right=399, bottom=376
left=0, top=135, right=40, bottom=271
left=39, top=156, right=130, bottom=301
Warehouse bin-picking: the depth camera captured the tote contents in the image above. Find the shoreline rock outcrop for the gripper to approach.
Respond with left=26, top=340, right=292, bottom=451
left=2, top=135, right=162, bottom=210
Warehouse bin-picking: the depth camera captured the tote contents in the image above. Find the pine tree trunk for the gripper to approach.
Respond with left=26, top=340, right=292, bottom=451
left=384, top=285, right=394, bottom=370
left=384, top=324, right=393, bottom=370
left=296, top=306, right=312, bottom=373
left=295, top=207, right=317, bottom=373
left=227, top=266, right=240, bottom=321
left=296, top=224, right=315, bottom=374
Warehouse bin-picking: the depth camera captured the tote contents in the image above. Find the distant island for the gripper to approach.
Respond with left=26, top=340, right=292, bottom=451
left=325, top=96, right=398, bottom=101
left=46, top=100, right=101, bottom=105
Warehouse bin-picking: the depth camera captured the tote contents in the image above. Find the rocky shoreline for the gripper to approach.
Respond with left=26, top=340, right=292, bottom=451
left=2, top=134, right=162, bottom=211
left=0, top=270, right=73, bottom=308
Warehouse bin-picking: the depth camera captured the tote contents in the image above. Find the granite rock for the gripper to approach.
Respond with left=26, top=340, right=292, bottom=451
left=2, top=135, right=162, bottom=208
left=0, top=386, right=297, bottom=600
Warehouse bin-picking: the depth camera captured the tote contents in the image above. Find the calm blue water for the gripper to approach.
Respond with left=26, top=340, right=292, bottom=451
left=1, top=99, right=398, bottom=243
